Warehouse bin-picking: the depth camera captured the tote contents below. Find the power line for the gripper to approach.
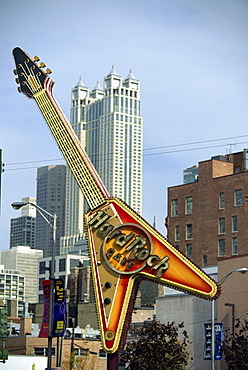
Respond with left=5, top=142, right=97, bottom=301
left=3, top=135, right=248, bottom=172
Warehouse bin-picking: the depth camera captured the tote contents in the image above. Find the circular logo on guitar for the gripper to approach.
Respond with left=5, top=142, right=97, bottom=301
left=102, top=223, right=153, bottom=274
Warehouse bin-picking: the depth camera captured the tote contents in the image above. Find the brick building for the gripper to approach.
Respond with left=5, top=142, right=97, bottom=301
left=2, top=317, right=107, bottom=370
left=166, top=150, right=248, bottom=267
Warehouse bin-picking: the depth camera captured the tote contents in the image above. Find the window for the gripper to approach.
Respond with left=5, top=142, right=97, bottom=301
left=218, top=218, right=225, bottom=234
left=171, top=199, right=178, bottom=217
left=232, top=237, right=238, bottom=255
left=175, top=225, right=180, bottom=241
left=219, top=192, right=225, bottom=209
left=39, top=278, right=44, bottom=291
left=39, top=261, right=46, bottom=275
left=186, top=244, right=193, bottom=259
left=185, top=196, right=193, bottom=214
left=73, top=348, right=89, bottom=357
left=232, top=216, right=238, bottom=232
left=235, top=189, right=242, bottom=206
left=34, top=347, right=55, bottom=356
left=186, top=224, right=192, bottom=239
left=203, top=255, right=208, bottom=267
left=218, top=239, right=225, bottom=257
left=99, top=349, right=107, bottom=358
left=59, top=258, right=66, bottom=272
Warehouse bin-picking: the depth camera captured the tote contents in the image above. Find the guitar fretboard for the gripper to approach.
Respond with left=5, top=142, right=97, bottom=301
left=34, top=89, right=109, bottom=210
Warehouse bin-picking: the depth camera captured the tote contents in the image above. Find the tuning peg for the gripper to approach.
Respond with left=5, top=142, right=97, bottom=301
left=17, top=86, right=22, bottom=93
left=34, top=56, right=40, bottom=62
left=39, top=62, right=46, bottom=68
left=45, top=68, right=52, bottom=74
left=13, top=69, right=18, bottom=75
left=15, top=78, right=20, bottom=84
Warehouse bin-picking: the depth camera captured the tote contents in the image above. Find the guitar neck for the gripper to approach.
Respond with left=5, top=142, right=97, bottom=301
left=33, top=83, right=109, bottom=210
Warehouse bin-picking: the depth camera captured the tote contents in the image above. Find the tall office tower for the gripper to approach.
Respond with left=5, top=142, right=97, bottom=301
left=65, top=67, right=143, bottom=237
left=10, top=196, right=36, bottom=249
left=36, top=165, right=67, bottom=257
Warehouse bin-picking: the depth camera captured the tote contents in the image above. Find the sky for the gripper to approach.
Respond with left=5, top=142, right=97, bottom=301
left=0, top=0, right=247, bottom=250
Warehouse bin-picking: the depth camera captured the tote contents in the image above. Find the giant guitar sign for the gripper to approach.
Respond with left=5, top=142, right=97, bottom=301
left=12, top=47, right=220, bottom=353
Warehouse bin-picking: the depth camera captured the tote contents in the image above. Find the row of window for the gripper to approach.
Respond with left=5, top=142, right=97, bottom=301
left=171, top=189, right=243, bottom=217
left=33, top=347, right=107, bottom=358
left=176, top=237, right=238, bottom=262
left=218, top=216, right=238, bottom=234
left=39, top=259, right=66, bottom=274
left=175, top=224, right=192, bottom=241
left=171, top=197, right=192, bottom=217
left=174, top=216, right=238, bottom=241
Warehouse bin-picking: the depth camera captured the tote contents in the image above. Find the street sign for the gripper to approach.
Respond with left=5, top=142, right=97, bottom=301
left=214, top=323, right=224, bottom=360
left=204, top=322, right=224, bottom=360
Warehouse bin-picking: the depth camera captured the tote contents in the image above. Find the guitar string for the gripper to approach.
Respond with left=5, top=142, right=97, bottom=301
left=34, top=89, right=106, bottom=210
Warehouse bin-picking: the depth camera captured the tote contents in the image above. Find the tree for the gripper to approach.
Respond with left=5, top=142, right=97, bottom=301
left=222, top=317, right=248, bottom=370
left=120, top=320, right=189, bottom=370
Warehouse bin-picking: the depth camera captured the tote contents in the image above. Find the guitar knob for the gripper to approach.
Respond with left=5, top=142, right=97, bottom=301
left=34, top=56, right=40, bottom=62
left=17, top=86, right=22, bottom=93
left=39, top=62, right=46, bottom=68
left=45, top=68, right=52, bottom=74
left=15, top=78, right=20, bottom=84
left=13, top=69, right=18, bottom=75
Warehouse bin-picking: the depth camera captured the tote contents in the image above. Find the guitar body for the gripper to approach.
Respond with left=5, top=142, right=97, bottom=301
left=86, top=197, right=217, bottom=352
left=12, top=47, right=220, bottom=354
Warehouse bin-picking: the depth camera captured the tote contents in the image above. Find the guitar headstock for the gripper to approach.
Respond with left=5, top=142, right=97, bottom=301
left=12, top=47, right=53, bottom=98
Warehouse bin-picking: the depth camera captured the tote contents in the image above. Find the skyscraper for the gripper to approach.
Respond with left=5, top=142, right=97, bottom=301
left=10, top=197, right=36, bottom=249
left=36, top=165, right=67, bottom=257
left=65, top=66, right=143, bottom=237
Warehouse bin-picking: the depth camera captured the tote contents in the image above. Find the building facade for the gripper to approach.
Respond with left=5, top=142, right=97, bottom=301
left=36, top=165, right=67, bottom=257
left=38, top=254, right=89, bottom=303
left=0, top=265, right=25, bottom=317
left=10, top=197, right=36, bottom=249
left=166, top=149, right=248, bottom=267
left=65, top=67, right=143, bottom=240
left=1, top=246, right=43, bottom=304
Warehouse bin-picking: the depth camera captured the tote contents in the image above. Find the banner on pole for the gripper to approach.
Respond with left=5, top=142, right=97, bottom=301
left=38, top=280, right=51, bottom=338
left=53, top=279, right=67, bottom=337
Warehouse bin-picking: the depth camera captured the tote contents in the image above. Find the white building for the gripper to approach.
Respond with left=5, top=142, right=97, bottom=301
left=38, top=254, right=89, bottom=303
left=65, top=67, right=143, bottom=240
left=1, top=246, right=43, bottom=303
left=0, top=265, right=25, bottom=317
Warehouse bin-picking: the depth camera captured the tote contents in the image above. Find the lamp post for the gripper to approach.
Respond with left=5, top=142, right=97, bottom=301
left=224, top=303, right=235, bottom=335
left=11, top=201, right=57, bottom=370
left=211, top=267, right=248, bottom=370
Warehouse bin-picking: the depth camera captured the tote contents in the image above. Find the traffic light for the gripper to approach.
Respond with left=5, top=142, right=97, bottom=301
left=0, top=349, right=8, bottom=362
left=0, top=307, right=8, bottom=339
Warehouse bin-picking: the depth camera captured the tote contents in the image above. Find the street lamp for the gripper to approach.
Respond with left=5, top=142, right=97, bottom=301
left=11, top=201, right=57, bottom=370
left=211, top=267, right=248, bottom=370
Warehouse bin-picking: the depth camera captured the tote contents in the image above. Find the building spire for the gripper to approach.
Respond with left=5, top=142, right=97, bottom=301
left=74, top=76, right=87, bottom=88
left=125, top=68, right=137, bottom=80
left=107, top=65, right=119, bottom=77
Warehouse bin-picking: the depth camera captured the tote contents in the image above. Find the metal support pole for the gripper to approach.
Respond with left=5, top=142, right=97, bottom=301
left=47, top=214, right=57, bottom=370
left=107, top=352, right=119, bottom=370
left=211, top=299, right=215, bottom=370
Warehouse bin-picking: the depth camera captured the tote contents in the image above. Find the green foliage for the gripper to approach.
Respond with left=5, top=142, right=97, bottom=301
left=0, top=307, right=8, bottom=339
left=0, top=349, right=8, bottom=362
left=222, top=317, right=248, bottom=370
left=120, top=320, right=189, bottom=370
